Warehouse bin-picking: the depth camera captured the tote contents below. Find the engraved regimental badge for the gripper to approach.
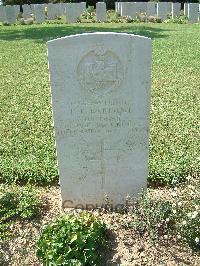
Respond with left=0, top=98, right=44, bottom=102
left=77, top=44, right=124, bottom=95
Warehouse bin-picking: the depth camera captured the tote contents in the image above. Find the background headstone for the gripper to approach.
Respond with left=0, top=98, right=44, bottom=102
left=34, top=4, right=45, bottom=24
left=121, top=2, right=128, bottom=17
left=167, top=2, right=172, bottom=14
left=47, top=3, right=57, bottom=20
left=172, top=3, right=181, bottom=19
left=55, top=3, right=63, bottom=17
left=65, top=3, right=81, bottom=23
left=117, top=2, right=123, bottom=16
left=22, top=4, right=32, bottom=19
left=115, top=2, right=118, bottom=13
left=47, top=32, right=152, bottom=208
left=96, top=2, right=107, bottom=22
left=125, top=3, right=136, bottom=19
left=184, top=3, right=189, bottom=17
left=188, top=3, right=199, bottom=23
left=135, top=2, right=147, bottom=15
left=0, top=6, right=6, bottom=23
left=5, top=5, right=16, bottom=24
left=147, top=2, right=157, bottom=17
left=59, top=3, right=66, bottom=16
left=14, top=5, right=20, bottom=18
left=80, top=2, right=87, bottom=14
left=157, top=2, right=168, bottom=21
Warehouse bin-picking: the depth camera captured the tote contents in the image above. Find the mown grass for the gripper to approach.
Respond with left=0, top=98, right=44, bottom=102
left=0, top=23, right=199, bottom=185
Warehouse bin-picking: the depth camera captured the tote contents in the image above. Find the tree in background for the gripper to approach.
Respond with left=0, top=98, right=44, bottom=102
left=1, top=0, right=200, bottom=10
left=2, top=0, right=48, bottom=5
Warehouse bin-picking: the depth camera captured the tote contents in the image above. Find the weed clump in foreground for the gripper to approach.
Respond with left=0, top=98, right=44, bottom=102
left=36, top=212, right=107, bottom=265
left=123, top=177, right=200, bottom=251
left=0, top=185, right=42, bottom=240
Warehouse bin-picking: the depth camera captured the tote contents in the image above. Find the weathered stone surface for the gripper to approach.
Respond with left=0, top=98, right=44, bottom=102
left=47, top=32, right=152, bottom=208
left=96, top=2, right=107, bottom=22
left=34, top=4, right=45, bottom=24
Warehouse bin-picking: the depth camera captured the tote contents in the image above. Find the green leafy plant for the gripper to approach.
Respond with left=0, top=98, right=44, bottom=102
left=164, top=11, right=188, bottom=24
left=171, top=177, right=200, bottom=250
left=147, top=15, right=162, bottom=23
left=123, top=178, right=200, bottom=251
left=124, top=16, right=134, bottom=23
left=36, top=212, right=107, bottom=265
left=136, top=12, right=147, bottom=22
left=0, top=185, right=42, bottom=240
left=127, top=194, right=175, bottom=241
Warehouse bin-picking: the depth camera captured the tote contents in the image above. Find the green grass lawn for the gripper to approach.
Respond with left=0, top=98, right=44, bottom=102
left=0, top=23, right=199, bottom=185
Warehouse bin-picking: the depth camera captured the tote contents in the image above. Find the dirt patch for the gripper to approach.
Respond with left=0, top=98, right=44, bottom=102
left=1, top=185, right=200, bottom=266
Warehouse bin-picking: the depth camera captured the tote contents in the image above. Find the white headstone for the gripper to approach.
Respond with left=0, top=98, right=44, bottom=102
left=5, top=5, right=16, bottom=24
left=80, top=2, right=87, bottom=13
left=96, top=2, right=107, bottom=22
left=34, top=4, right=45, bottom=24
left=14, top=5, right=20, bottom=18
left=184, top=3, right=189, bottom=17
left=58, top=3, right=65, bottom=16
left=147, top=2, right=157, bottom=17
left=115, top=2, right=118, bottom=13
left=117, top=2, right=123, bottom=16
left=188, top=3, right=199, bottom=23
left=157, top=2, right=168, bottom=21
left=62, top=3, right=68, bottom=16
left=47, top=3, right=57, bottom=20
left=126, top=2, right=137, bottom=19
left=22, top=4, right=32, bottom=19
left=135, top=2, right=147, bottom=14
left=172, top=3, right=181, bottom=19
left=167, top=2, right=172, bottom=14
left=54, top=3, right=63, bottom=17
left=47, top=32, right=152, bottom=208
left=65, top=3, right=81, bottom=23
left=0, top=6, right=6, bottom=22
left=121, top=2, right=128, bottom=17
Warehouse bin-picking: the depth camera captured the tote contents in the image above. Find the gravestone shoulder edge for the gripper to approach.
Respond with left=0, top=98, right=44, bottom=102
left=47, top=32, right=152, bottom=46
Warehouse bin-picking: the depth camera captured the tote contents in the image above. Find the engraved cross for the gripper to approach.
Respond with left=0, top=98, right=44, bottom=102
left=100, top=139, right=106, bottom=189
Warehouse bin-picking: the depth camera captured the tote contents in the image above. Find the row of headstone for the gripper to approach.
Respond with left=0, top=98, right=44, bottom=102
left=0, top=2, right=87, bottom=24
left=116, top=2, right=200, bottom=22
left=184, top=3, right=199, bottom=23
left=1, top=2, right=200, bottom=25
left=0, top=5, right=20, bottom=24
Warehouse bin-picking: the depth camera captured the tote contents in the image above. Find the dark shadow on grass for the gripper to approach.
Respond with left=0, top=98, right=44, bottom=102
left=0, top=23, right=171, bottom=43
